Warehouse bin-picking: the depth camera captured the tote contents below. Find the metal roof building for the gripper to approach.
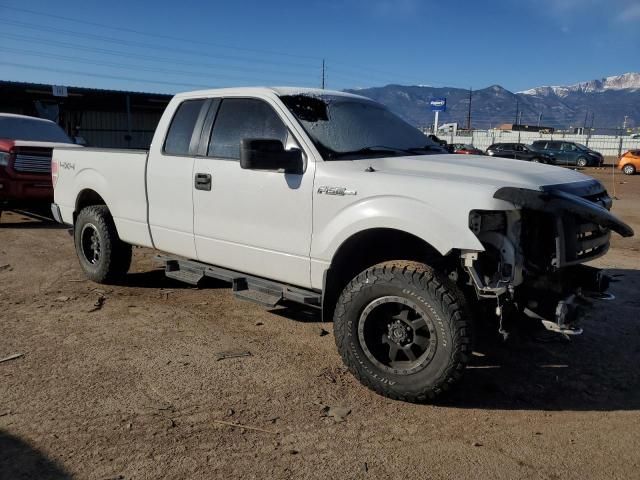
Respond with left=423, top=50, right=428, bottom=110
left=0, top=81, right=172, bottom=149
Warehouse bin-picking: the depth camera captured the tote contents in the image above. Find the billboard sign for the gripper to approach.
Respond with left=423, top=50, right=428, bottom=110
left=430, top=98, right=446, bottom=112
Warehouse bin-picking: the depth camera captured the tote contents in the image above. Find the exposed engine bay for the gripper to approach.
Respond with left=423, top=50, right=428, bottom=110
left=462, top=179, right=634, bottom=338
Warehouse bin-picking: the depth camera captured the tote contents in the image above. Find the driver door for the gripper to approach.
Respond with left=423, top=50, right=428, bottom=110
left=192, top=97, right=315, bottom=288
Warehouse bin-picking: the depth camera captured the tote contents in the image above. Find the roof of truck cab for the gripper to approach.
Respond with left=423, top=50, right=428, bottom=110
left=173, top=86, right=368, bottom=100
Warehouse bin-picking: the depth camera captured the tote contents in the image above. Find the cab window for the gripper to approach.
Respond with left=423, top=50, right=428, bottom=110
left=208, top=98, right=288, bottom=160
left=164, top=99, right=207, bottom=155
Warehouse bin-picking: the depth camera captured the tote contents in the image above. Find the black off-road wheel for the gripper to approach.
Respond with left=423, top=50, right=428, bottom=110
left=333, top=261, right=472, bottom=403
left=74, top=205, right=132, bottom=284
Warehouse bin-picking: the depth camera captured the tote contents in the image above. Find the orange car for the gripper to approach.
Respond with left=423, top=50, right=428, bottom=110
left=619, top=150, right=640, bottom=175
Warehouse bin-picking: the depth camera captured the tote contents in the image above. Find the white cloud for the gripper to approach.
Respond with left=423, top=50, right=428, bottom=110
left=617, top=4, right=640, bottom=22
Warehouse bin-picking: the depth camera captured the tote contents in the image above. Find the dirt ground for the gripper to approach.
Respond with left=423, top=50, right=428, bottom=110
left=1, top=168, right=639, bottom=480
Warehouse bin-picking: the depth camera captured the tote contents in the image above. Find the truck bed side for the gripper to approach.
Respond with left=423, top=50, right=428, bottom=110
left=53, top=147, right=153, bottom=248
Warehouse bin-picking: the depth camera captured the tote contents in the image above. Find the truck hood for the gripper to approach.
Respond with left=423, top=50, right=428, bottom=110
left=357, top=154, right=590, bottom=190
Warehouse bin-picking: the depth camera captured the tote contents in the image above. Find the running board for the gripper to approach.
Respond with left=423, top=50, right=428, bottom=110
left=156, top=256, right=322, bottom=309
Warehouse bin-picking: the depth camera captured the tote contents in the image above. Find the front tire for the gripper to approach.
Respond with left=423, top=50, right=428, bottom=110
left=74, top=205, right=132, bottom=283
left=622, top=164, right=636, bottom=175
left=333, top=261, right=471, bottom=402
left=576, top=157, right=588, bottom=167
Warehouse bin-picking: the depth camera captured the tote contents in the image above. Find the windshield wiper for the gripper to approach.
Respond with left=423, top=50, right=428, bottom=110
left=330, top=145, right=416, bottom=159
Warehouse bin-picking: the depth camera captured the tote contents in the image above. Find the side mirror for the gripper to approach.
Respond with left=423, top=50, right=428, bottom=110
left=240, top=139, right=303, bottom=174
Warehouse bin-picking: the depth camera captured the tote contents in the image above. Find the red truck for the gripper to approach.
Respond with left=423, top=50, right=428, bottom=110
left=0, top=113, right=77, bottom=218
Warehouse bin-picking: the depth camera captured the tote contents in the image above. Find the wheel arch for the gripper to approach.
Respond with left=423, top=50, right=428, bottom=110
left=321, top=227, right=456, bottom=322
left=74, top=188, right=107, bottom=223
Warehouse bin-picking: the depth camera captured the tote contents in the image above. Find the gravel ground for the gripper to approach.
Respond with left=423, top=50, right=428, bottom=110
left=1, top=169, right=639, bottom=480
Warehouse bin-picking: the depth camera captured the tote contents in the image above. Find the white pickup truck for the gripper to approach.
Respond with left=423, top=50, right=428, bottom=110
left=52, top=87, right=633, bottom=402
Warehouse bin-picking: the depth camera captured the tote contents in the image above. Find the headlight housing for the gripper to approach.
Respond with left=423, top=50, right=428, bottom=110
left=0, top=151, right=9, bottom=167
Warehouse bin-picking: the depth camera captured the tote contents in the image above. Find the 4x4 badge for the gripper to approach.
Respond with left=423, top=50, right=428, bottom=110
left=317, top=186, right=357, bottom=196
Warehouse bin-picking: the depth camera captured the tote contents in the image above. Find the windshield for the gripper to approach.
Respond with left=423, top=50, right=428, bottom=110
left=0, top=116, right=72, bottom=143
left=575, top=143, right=590, bottom=151
left=280, top=94, right=443, bottom=160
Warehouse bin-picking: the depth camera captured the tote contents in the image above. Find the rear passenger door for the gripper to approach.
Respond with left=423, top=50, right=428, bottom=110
left=546, top=141, right=563, bottom=165
left=513, top=144, right=527, bottom=160
left=147, top=98, right=210, bottom=259
left=561, top=143, right=578, bottom=165
left=192, top=96, right=315, bottom=288
left=499, top=144, right=516, bottom=159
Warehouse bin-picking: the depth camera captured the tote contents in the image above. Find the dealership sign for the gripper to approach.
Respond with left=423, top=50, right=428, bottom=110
left=430, top=98, right=446, bottom=112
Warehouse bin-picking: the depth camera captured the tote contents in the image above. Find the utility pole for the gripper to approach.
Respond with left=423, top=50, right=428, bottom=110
left=466, top=87, right=472, bottom=131
left=583, top=109, right=589, bottom=134
left=514, top=99, right=519, bottom=126
left=537, top=112, right=542, bottom=127
left=622, top=115, right=628, bottom=130
left=321, top=59, right=325, bottom=90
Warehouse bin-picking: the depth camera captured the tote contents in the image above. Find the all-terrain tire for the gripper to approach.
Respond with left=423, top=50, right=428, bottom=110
left=74, top=205, right=132, bottom=284
left=333, top=260, right=471, bottom=403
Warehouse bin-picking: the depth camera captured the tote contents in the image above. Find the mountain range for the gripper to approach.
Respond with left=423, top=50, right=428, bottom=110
left=345, top=73, right=640, bottom=132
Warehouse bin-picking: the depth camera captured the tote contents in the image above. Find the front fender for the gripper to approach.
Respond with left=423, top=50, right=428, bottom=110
left=311, top=194, right=485, bottom=261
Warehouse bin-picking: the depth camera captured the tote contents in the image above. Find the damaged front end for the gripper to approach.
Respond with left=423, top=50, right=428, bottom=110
left=462, top=179, right=633, bottom=338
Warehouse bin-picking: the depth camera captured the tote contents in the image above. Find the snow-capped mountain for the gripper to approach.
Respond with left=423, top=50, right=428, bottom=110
left=345, top=73, right=640, bottom=130
left=519, top=73, right=640, bottom=97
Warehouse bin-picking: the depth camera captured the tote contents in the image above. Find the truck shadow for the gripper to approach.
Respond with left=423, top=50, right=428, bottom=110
left=0, top=208, right=66, bottom=229
left=122, top=269, right=230, bottom=290
left=443, top=267, right=640, bottom=411
left=0, top=430, right=73, bottom=480
left=270, top=269, right=640, bottom=411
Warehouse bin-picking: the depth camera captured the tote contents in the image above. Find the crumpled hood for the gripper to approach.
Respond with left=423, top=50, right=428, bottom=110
left=357, top=154, right=592, bottom=190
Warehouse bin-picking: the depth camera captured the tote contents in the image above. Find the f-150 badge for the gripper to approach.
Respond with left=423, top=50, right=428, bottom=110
left=317, top=186, right=357, bottom=196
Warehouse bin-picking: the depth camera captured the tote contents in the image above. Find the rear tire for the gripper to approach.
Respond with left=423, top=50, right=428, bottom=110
left=333, top=260, right=471, bottom=402
left=74, top=205, right=132, bottom=284
left=622, top=164, right=636, bottom=175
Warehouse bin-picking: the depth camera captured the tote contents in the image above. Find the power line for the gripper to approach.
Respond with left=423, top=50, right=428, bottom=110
left=0, top=61, right=213, bottom=90
left=0, top=4, right=321, bottom=62
left=0, top=33, right=316, bottom=80
left=0, top=47, right=318, bottom=86
left=0, top=19, right=318, bottom=70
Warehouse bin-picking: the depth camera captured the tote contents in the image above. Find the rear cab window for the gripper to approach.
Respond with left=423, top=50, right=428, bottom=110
left=164, top=99, right=208, bottom=156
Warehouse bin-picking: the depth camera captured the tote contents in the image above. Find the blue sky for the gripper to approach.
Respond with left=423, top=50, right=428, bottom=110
left=0, top=0, right=638, bottom=94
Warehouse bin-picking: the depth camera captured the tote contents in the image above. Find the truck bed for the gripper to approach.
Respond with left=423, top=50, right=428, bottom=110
left=52, top=147, right=153, bottom=248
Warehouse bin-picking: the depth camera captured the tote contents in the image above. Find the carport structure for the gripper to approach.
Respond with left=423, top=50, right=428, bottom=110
left=0, top=80, right=171, bottom=149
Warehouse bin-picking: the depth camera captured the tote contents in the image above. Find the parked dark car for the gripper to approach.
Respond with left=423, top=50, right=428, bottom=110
left=530, top=140, right=603, bottom=167
left=485, top=143, right=553, bottom=163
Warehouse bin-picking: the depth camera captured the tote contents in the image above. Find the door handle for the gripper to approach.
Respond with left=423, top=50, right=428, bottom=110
left=194, top=173, right=212, bottom=191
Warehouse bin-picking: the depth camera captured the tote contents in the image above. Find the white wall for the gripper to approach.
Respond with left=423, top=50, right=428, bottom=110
left=440, top=130, right=640, bottom=157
